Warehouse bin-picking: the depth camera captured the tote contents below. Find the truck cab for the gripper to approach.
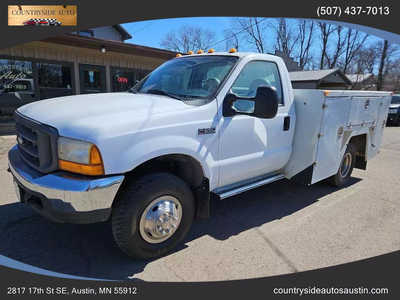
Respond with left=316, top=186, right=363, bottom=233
left=8, top=51, right=391, bottom=259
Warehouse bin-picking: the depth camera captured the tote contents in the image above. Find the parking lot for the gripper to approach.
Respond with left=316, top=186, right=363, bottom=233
left=0, top=127, right=399, bottom=282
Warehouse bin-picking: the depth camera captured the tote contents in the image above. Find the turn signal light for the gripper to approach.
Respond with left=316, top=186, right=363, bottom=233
left=89, top=145, right=102, bottom=165
left=59, top=145, right=104, bottom=176
left=59, top=160, right=104, bottom=176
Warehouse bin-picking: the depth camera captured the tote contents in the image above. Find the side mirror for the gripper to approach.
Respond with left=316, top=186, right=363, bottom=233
left=253, top=86, right=279, bottom=119
left=223, top=86, right=279, bottom=119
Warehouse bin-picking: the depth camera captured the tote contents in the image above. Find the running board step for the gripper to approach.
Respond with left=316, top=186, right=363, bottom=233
left=216, top=174, right=286, bottom=200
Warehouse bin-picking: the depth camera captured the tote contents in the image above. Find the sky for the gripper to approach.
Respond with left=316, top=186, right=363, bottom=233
left=122, top=17, right=384, bottom=52
left=123, top=17, right=232, bottom=50
left=121, top=17, right=396, bottom=73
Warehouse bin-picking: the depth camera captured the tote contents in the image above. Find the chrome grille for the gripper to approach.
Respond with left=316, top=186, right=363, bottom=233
left=16, top=121, right=40, bottom=168
left=14, top=112, right=58, bottom=173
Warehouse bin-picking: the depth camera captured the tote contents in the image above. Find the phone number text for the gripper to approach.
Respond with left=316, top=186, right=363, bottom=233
left=317, top=6, right=390, bottom=17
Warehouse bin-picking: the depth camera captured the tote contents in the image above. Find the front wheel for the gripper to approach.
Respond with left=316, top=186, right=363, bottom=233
left=328, top=144, right=356, bottom=187
left=112, top=172, right=195, bottom=259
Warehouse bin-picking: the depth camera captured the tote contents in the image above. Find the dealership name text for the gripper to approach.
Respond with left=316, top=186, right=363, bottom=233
left=11, top=9, right=75, bottom=16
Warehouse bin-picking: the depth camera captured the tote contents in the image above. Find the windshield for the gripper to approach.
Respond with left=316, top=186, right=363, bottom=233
left=133, top=56, right=238, bottom=100
left=391, top=95, right=400, bottom=104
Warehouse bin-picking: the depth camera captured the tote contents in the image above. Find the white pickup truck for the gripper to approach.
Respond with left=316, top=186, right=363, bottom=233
left=8, top=52, right=391, bottom=259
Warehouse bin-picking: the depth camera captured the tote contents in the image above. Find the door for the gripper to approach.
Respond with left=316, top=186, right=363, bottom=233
left=79, top=64, right=106, bottom=94
left=218, top=60, right=293, bottom=187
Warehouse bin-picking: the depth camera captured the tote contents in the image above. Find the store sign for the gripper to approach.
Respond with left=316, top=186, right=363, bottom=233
left=0, top=60, right=33, bottom=88
left=8, top=5, right=77, bottom=26
left=0, top=71, right=27, bottom=81
left=117, top=77, right=129, bottom=84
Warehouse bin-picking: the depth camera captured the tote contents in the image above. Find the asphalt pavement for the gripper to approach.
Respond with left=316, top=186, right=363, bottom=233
left=0, top=127, right=399, bottom=281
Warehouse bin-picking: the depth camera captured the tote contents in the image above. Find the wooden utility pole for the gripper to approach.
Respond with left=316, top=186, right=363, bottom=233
left=377, top=40, right=388, bottom=91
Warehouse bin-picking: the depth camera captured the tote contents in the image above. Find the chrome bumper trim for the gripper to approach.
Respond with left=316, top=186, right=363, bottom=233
left=8, top=145, right=124, bottom=213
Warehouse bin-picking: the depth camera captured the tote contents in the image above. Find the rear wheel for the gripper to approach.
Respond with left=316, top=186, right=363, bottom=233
left=112, top=172, right=195, bottom=259
left=328, top=144, right=356, bottom=187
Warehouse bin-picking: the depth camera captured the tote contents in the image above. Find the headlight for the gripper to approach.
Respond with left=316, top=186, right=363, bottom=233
left=57, top=137, right=104, bottom=176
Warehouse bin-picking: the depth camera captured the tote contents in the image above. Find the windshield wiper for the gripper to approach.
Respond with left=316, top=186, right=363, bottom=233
left=145, top=89, right=183, bottom=101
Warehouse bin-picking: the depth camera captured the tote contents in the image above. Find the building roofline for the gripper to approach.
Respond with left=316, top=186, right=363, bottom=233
left=346, top=73, right=374, bottom=83
left=42, top=34, right=177, bottom=60
left=290, top=69, right=352, bottom=85
left=113, top=24, right=132, bottom=41
left=331, top=70, right=352, bottom=85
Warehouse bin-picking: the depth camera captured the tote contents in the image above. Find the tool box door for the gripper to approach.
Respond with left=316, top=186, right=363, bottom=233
left=349, top=96, right=380, bottom=126
left=365, top=96, right=391, bottom=160
left=311, top=97, right=351, bottom=184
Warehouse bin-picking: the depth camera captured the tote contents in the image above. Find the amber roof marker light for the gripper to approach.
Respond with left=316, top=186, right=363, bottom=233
left=229, top=48, right=237, bottom=53
left=208, top=49, right=215, bottom=53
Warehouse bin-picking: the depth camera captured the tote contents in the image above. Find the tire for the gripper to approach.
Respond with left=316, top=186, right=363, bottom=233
left=328, top=144, right=356, bottom=187
left=112, top=172, right=195, bottom=259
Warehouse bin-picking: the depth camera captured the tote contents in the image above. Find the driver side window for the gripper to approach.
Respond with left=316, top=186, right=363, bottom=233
left=231, top=61, right=284, bottom=105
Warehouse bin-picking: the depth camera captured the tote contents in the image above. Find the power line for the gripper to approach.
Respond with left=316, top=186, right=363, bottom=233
left=210, top=17, right=269, bottom=49
left=130, top=21, right=154, bottom=36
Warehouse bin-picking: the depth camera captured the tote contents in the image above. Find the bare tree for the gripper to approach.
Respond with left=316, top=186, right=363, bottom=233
left=324, top=26, right=346, bottom=69
left=341, top=29, right=369, bottom=74
left=317, top=22, right=335, bottom=69
left=376, top=41, right=400, bottom=91
left=160, top=26, right=216, bottom=53
left=296, top=20, right=314, bottom=69
left=274, top=18, right=299, bottom=58
left=353, top=46, right=379, bottom=74
left=223, top=28, right=240, bottom=51
left=236, top=17, right=268, bottom=53
left=388, top=58, right=400, bottom=92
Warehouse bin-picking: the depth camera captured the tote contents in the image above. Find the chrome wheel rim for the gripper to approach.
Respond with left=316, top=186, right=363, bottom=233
left=139, top=196, right=182, bottom=244
left=339, top=152, right=352, bottom=177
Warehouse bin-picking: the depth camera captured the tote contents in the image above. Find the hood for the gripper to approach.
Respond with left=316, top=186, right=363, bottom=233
left=17, top=92, right=193, bottom=141
left=390, top=103, right=400, bottom=109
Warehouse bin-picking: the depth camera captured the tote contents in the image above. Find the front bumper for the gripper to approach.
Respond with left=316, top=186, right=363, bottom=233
left=8, top=145, right=124, bottom=224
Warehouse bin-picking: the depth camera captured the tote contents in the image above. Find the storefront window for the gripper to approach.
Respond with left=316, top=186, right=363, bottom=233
left=38, top=63, right=72, bottom=89
left=38, top=62, right=73, bottom=100
left=0, top=59, right=36, bottom=117
left=111, top=67, right=151, bottom=92
left=0, top=59, right=33, bottom=88
left=79, top=64, right=106, bottom=94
